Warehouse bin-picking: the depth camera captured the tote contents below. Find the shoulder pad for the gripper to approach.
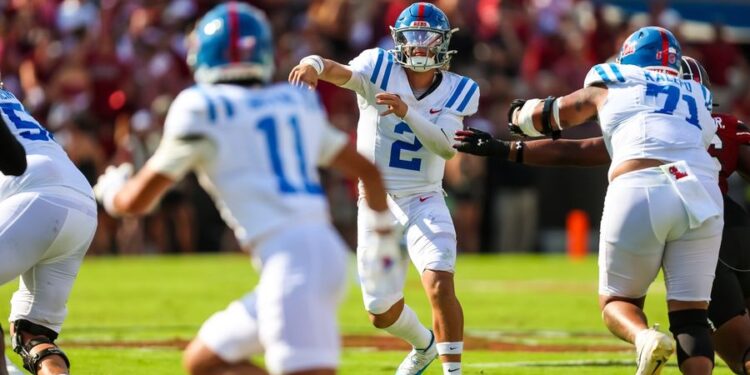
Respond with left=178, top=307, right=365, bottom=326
left=163, top=86, right=215, bottom=138
left=349, top=48, right=397, bottom=91
left=584, top=63, right=635, bottom=87
left=444, top=75, right=479, bottom=116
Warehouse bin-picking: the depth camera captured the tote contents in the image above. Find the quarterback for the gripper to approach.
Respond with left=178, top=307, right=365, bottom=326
left=290, top=3, right=478, bottom=374
left=94, top=3, right=396, bottom=375
left=495, top=27, right=719, bottom=375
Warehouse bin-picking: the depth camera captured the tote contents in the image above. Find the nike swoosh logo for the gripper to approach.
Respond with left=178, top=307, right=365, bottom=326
left=430, top=108, right=442, bottom=114
left=449, top=346, right=457, bottom=350
left=418, top=196, right=432, bottom=202
left=448, top=368, right=460, bottom=373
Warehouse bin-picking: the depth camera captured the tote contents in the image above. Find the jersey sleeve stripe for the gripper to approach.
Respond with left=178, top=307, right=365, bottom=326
left=456, top=81, right=478, bottom=112
left=195, top=86, right=217, bottom=123
left=370, top=49, right=385, bottom=84
left=701, top=84, right=712, bottom=110
left=608, top=64, right=625, bottom=82
left=218, top=95, right=234, bottom=119
left=594, top=65, right=612, bottom=83
left=380, top=53, right=394, bottom=91
left=446, top=77, right=469, bottom=108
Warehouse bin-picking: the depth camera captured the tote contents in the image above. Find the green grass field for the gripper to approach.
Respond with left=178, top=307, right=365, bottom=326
left=0, top=254, right=735, bottom=374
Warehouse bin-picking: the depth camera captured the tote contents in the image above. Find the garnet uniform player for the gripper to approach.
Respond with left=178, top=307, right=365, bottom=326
left=456, top=55, right=750, bottom=374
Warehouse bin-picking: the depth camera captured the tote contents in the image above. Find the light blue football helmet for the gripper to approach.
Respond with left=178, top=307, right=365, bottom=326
left=390, top=2, right=457, bottom=72
left=617, top=26, right=682, bottom=75
left=187, top=2, right=274, bottom=84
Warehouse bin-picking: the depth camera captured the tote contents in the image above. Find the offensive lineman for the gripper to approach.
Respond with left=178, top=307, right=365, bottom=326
left=93, top=3, right=397, bottom=375
left=0, top=84, right=97, bottom=374
left=289, top=3, right=478, bottom=374
left=488, top=27, right=721, bottom=375
left=455, top=56, right=750, bottom=374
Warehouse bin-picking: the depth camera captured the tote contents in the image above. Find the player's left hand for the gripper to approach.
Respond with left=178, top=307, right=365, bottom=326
left=376, top=93, right=408, bottom=118
left=453, top=128, right=510, bottom=158
left=93, top=163, right=133, bottom=216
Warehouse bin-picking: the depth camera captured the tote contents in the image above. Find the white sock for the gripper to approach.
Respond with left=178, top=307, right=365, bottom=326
left=383, top=305, right=432, bottom=349
left=635, top=328, right=650, bottom=348
left=442, top=362, right=461, bottom=374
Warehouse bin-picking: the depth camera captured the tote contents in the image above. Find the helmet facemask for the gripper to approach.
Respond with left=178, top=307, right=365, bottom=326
left=390, top=26, right=457, bottom=72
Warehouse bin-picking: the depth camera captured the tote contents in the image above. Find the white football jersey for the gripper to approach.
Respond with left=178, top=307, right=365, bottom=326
left=161, top=83, right=348, bottom=246
left=584, top=63, right=719, bottom=180
left=342, top=48, right=479, bottom=195
left=0, top=89, right=92, bottom=200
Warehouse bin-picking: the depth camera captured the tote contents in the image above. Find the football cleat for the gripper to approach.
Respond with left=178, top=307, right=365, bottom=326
left=395, top=331, right=438, bottom=375
left=635, top=325, right=674, bottom=375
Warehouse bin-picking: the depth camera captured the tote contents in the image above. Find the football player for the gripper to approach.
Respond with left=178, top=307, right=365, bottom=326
left=289, top=3, right=478, bottom=374
left=0, top=79, right=97, bottom=374
left=462, top=27, right=720, bottom=375
left=93, top=3, right=396, bottom=375
left=456, top=55, right=750, bottom=375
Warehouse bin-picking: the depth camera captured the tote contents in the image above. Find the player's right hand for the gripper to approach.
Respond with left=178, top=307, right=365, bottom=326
left=507, top=98, right=528, bottom=137
left=288, top=64, right=319, bottom=90
left=454, top=128, right=510, bottom=158
left=93, top=163, right=133, bottom=216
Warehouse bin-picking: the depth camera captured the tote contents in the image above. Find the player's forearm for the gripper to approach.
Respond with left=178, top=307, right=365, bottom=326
left=319, top=58, right=354, bottom=87
left=520, top=138, right=610, bottom=167
left=113, top=168, right=175, bottom=216
left=402, top=109, right=457, bottom=159
left=513, top=86, right=606, bottom=137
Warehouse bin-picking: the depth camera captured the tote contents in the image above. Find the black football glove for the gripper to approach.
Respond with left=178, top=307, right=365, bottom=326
left=507, top=98, right=527, bottom=137
left=453, top=127, right=510, bottom=158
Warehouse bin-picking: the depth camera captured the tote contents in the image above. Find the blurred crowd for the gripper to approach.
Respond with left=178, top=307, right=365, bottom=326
left=2, top=0, right=749, bottom=254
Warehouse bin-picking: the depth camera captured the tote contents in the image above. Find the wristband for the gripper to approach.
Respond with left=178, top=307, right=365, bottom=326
left=517, top=99, right=544, bottom=137
left=300, top=55, right=324, bottom=75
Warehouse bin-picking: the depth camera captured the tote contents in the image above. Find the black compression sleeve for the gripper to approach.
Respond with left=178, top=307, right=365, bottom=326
left=0, top=117, right=27, bottom=175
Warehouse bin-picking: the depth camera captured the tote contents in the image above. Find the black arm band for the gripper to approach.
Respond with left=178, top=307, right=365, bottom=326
left=541, top=96, right=561, bottom=140
left=514, top=141, right=525, bottom=164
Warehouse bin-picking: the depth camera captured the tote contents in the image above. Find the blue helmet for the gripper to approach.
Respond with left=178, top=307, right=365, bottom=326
left=390, top=2, right=456, bottom=72
left=617, top=26, right=681, bottom=75
left=187, top=2, right=274, bottom=84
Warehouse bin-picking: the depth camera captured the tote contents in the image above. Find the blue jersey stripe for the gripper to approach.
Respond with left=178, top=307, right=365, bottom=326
left=608, top=64, right=625, bottom=82
left=456, top=81, right=478, bottom=112
left=370, top=49, right=385, bottom=85
left=594, top=65, right=611, bottom=83
left=446, top=77, right=469, bottom=108
left=195, top=86, right=217, bottom=123
left=218, top=96, right=234, bottom=118
left=380, top=53, right=394, bottom=91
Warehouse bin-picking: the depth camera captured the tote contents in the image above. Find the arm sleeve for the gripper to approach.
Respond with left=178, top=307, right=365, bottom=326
left=0, top=117, right=26, bottom=175
left=402, top=108, right=463, bottom=160
left=145, top=136, right=217, bottom=180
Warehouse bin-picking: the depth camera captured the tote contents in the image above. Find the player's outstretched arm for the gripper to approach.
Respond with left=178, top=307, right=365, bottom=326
left=0, top=116, right=26, bottom=175
left=328, top=142, right=388, bottom=214
left=289, top=55, right=353, bottom=89
left=454, top=128, right=610, bottom=166
left=508, top=84, right=607, bottom=138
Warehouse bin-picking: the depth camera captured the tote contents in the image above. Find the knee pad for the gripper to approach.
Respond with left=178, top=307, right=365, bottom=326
left=668, top=309, right=714, bottom=367
left=11, top=319, right=70, bottom=375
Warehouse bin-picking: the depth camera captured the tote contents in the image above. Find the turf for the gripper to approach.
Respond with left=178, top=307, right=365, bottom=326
left=0, top=254, right=734, bottom=374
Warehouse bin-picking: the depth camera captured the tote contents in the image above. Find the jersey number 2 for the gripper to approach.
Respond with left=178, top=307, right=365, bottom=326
left=389, top=122, right=422, bottom=171
left=0, top=102, right=51, bottom=141
left=645, top=83, right=701, bottom=129
left=257, top=116, right=322, bottom=195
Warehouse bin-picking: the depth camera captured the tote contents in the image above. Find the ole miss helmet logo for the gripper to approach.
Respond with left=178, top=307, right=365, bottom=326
left=410, top=20, right=430, bottom=27
left=620, top=41, right=636, bottom=58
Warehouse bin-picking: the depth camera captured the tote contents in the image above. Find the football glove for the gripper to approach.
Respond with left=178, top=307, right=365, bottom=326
left=93, top=163, right=133, bottom=217
left=453, top=128, right=510, bottom=158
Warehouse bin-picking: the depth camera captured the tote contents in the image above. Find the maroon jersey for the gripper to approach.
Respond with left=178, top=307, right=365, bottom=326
left=708, top=113, right=750, bottom=195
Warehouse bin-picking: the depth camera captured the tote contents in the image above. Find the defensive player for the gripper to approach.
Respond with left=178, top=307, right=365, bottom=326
left=93, top=3, right=396, bottom=375
left=456, top=55, right=750, bottom=374
left=485, top=27, right=721, bottom=375
left=289, top=3, right=478, bottom=374
left=0, top=83, right=97, bottom=374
